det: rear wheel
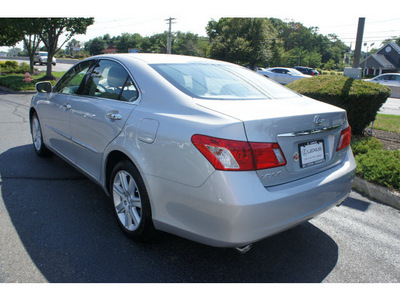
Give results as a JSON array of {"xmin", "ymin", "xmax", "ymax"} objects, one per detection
[{"xmin": 110, "ymin": 161, "xmax": 155, "ymax": 241}]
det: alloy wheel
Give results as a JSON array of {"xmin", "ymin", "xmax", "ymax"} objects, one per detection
[{"xmin": 112, "ymin": 170, "xmax": 142, "ymax": 231}]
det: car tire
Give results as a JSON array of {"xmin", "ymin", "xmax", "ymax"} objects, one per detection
[
  {"xmin": 30, "ymin": 112, "xmax": 51, "ymax": 157},
  {"xmin": 110, "ymin": 160, "xmax": 155, "ymax": 241}
]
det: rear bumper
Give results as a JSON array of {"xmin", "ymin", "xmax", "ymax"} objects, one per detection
[{"xmin": 150, "ymin": 148, "xmax": 356, "ymax": 247}]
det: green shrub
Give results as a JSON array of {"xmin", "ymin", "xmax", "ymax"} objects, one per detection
[
  {"xmin": 4, "ymin": 60, "xmax": 18, "ymax": 69},
  {"xmin": 351, "ymin": 136, "xmax": 382, "ymax": 155},
  {"xmin": 287, "ymin": 75, "xmax": 392, "ymax": 135},
  {"xmin": 355, "ymin": 149, "xmax": 400, "ymax": 190},
  {"xmin": 0, "ymin": 60, "xmax": 29, "ymax": 74},
  {"xmin": 18, "ymin": 62, "xmax": 30, "ymax": 73},
  {"xmin": 351, "ymin": 136, "xmax": 400, "ymax": 190}
]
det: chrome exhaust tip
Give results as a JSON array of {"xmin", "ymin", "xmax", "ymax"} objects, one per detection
[
  {"xmin": 235, "ymin": 244, "xmax": 252, "ymax": 254},
  {"xmin": 336, "ymin": 199, "xmax": 346, "ymax": 207}
]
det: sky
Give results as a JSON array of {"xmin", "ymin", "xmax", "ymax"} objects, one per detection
[{"xmin": 1, "ymin": 0, "xmax": 400, "ymax": 52}]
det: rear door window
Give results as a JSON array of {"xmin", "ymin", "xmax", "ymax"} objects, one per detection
[{"xmin": 82, "ymin": 60, "xmax": 138, "ymax": 102}]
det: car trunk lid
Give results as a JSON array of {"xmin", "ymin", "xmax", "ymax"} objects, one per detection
[{"xmin": 195, "ymin": 96, "xmax": 349, "ymax": 187}]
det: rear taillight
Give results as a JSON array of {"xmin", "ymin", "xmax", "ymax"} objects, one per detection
[
  {"xmin": 336, "ymin": 126, "xmax": 351, "ymax": 151},
  {"xmin": 191, "ymin": 134, "xmax": 286, "ymax": 171}
]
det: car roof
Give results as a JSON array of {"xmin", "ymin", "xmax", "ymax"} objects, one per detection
[
  {"xmin": 375, "ymin": 73, "xmax": 400, "ymax": 76},
  {"xmin": 90, "ymin": 53, "xmax": 225, "ymax": 65},
  {"xmin": 269, "ymin": 67, "xmax": 297, "ymax": 71}
]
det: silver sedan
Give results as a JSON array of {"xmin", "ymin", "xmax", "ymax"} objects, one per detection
[
  {"xmin": 366, "ymin": 73, "xmax": 400, "ymax": 86},
  {"xmin": 30, "ymin": 54, "xmax": 356, "ymax": 249},
  {"xmin": 257, "ymin": 67, "xmax": 312, "ymax": 85}
]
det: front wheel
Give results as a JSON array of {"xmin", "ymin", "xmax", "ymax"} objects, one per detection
[
  {"xmin": 110, "ymin": 161, "xmax": 155, "ymax": 241},
  {"xmin": 31, "ymin": 113, "xmax": 51, "ymax": 157}
]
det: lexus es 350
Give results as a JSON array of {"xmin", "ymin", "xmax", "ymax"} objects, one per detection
[{"xmin": 30, "ymin": 54, "xmax": 356, "ymax": 249}]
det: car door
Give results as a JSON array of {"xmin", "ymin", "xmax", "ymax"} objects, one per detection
[
  {"xmin": 388, "ymin": 74, "xmax": 400, "ymax": 86},
  {"xmin": 39, "ymin": 60, "xmax": 95, "ymax": 162},
  {"xmin": 394, "ymin": 75, "xmax": 400, "ymax": 86},
  {"xmin": 267, "ymin": 69, "xmax": 280, "ymax": 83},
  {"xmin": 68, "ymin": 59, "xmax": 139, "ymax": 181},
  {"xmin": 271, "ymin": 69, "xmax": 287, "ymax": 84},
  {"xmin": 375, "ymin": 75, "xmax": 389, "ymax": 84},
  {"xmin": 280, "ymin": 69, "xmax": 292, "ymax": 84}
]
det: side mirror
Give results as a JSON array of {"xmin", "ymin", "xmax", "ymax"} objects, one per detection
[{"xmin": 35, "ymin": 81, "xmax": 52, "ymax": 93}]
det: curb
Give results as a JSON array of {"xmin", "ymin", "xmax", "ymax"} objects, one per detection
[
  {"xmin": 0, "ymin": 85, "xmax": 36, "ymax": 94},
  {"xmin": 352, "ymin": 176, "xmax": 400, "ymax": 210}
]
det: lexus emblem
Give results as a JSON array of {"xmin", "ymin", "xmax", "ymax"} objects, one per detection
[{"xmin": 313, "ymin": 115, "xmax": 324, "ymax": 126}]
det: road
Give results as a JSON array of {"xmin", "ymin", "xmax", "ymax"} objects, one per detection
[
  {"xmin": 379, "ymin": 97, "xmax": 400, "ymax": 115},
  {"xmin": 0, "ymin": 92, "xmax": 399, "ymax": 283},
  {"xmin": 0, "ymin": 56, "xmax": 77, "ymax": 72}
]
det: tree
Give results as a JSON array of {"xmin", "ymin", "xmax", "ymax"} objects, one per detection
[
  {"xmin": 140, "ymin": 33, "xmax": 168, "ymax": 53},
  {"xmin": 66, "ymin": 39, "xmax": 81, "ymax": 56},
  {"xmin": 0, "ymin": 18, "xmax": 22, "ymax": 46},
  {"xmin": 37, "ymin": 18, "xmax": 94, "ymax": 80},
  {"xmin": 114, "ymin": 33, "xmax": 143, "ymax": 53},
  {"xmin": 207, "ymin": 18, "xmax": 277, "ymax": 69},
  {"xmin": 267, "ymin": 18, "xmax": 348, "ymax": 70},
  {"xmin": 85, "ymin": 37, "xmax": 107, "ymax": 56},
  {"xmin": 382, "ymin": 36, "xmax": 400, "ymax": 47},
  {"xmin": 173, "ymin": 32, "xmax": 207, "ymax": 57},
  {"xmin": 0, "ymin": 18, "xmax": 42, "ymax": 73}
]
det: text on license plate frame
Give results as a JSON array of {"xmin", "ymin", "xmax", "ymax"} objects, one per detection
[{"xmin": 299, "ymin": 140, "xmax": 326, "ymax": 168}]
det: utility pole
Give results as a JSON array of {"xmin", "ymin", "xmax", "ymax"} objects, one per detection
[
  {"xmin": 344, "ymin": 18, "xmax": 365, "ymax": 79},
  {"xmin": 352, "ymin": 17, "xmax": 365, "ymax": 68},
  {"xmin": 165, "ymin": 17, "xmax": 176, "ymax": 54}
]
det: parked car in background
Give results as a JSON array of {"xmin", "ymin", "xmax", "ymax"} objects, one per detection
[
  {"xmin": 294, "ymin": 66, "xmax": 320, "ymax": 76},
  {"xmin": 34, "ymin": 51, "xmax": 56, "ymax": 66},
  {"xmin": 365, "ymin": 73, "xmax": 400, "ymax": 86},
  {"xmin": 257, "ymin": 67, "xmax": 311, "ymax": 85},
  {"xmin": 30, "ymin": 54, "xmax": 356, "ymax": 250}
]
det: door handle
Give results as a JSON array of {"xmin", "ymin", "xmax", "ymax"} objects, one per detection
[{"xmin": 106, "ymin": 112, "xmax": 122, "ymax": 120}]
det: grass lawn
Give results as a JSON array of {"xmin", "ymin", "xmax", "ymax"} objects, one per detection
[
  {"xmin": 373, "ymin": 114, "xmax": 400, "ymax": 133},
  {"xmin": 0, "ymin": 72, "xmax": 65, "ymax": 91}
]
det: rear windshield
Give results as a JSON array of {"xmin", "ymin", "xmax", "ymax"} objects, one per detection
[{"xmin": 151, "ymin": 63, "xmax": 299, "ymax": 100}]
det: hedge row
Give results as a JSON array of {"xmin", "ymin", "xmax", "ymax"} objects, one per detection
[{"xmin": 287, "ymin": 75, "xmax": 392, "ymax": 135}]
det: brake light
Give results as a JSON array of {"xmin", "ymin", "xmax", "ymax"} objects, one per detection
[
  {"xmin": 336, "ymin": 126, "xmax": 351, "ymax": 151},
  {"xmin": 191, "ymin": 134, "xmax": 286, "ymax": 171}
]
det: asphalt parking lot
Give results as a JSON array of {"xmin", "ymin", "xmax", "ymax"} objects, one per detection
[{"xmin": 0, "ymin": 92, "xmax": 399, "ymax": 283}]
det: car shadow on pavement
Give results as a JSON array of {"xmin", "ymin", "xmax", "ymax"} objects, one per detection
[
  {"xmin": 0, "ymin": 145, "xmax": 339, "ymax": 283},
  {"xmin": 341, "ymin": 196, "xmax": 371, "ymax": 212}
]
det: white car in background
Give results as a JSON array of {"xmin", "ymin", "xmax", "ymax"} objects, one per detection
[
  {"xmin": 258, "ymin": 67, "xmax": 311, "ymax": 85},
  {"xmin": 365, "ymin": 73, "xmax": 400, "ymax": 86},
  {"xmin": 34, "ymin": 51, "xmax": 56, "ymax": 66}
]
